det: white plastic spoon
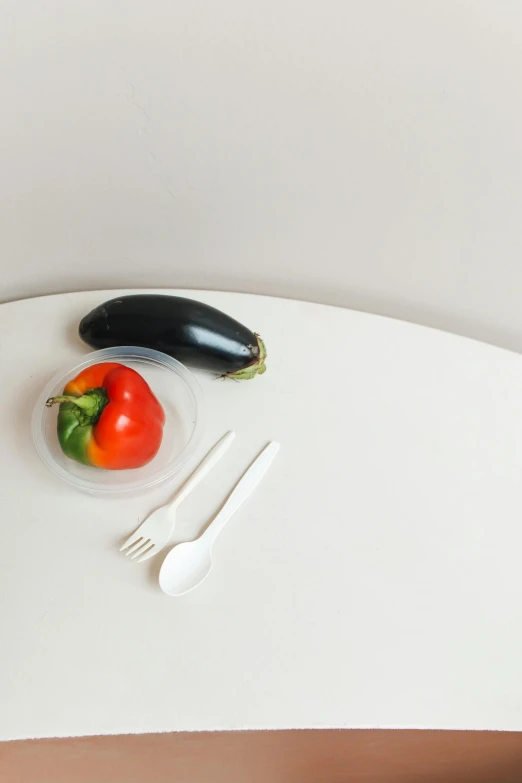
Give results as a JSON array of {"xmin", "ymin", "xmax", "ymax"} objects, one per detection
[{"xmin": 159, "ymin": 441, "xmax": 280, "ymax": 596}]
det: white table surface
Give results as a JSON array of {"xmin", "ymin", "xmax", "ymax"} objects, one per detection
[{"xmin": 2, "ymin": 289, "xmax": 522, "ymax": 740}]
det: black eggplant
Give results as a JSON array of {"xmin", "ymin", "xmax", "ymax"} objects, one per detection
[{"xmin": 79, "ymin": 295, "xmax": 267, "ymax": 379}]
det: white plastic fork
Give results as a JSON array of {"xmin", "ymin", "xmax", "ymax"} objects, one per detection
[{"xmin": 120, "ymin": 431, "xmax": 235, "ymax": 562}]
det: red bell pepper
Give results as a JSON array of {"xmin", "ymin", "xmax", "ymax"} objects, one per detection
[{"xmin": 46, "ymin": 362, "xmax": 165, "ymax": 469}]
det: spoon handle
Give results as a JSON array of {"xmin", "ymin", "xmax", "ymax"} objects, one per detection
[{"xmin": 202, "ymin": 441, "xmax": 280, "ymax": 547}]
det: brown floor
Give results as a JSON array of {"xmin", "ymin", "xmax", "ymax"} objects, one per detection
[{"xmin": 2, "ymin": 729, "xmax": 522, "ymax": 783}]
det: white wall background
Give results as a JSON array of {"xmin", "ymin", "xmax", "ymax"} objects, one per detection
[{"xmin": 2, "ymin": 1, "xmax": 522, "ymax": 350}]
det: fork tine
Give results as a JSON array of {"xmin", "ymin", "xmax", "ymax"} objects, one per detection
[
  {"xmin": 125, "ymin": 538, "xmax": 148, "ymax": 557},
  {"xmin": 127, "ymin": 539, "xmax": 151, "ymax": 558},
  {"xmin": 135, "ymin": 544, "xmax": 158, "ymax": 563},
  {"xmin": 120, "ymin": 532, "xmax": 142, "ymax": 552}
]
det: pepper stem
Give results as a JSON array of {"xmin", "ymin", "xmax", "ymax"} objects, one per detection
[{"xmin": 46, "ymin": 387, "xmax": 108, "ymax": 424}]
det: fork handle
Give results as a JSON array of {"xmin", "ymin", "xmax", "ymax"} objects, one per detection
[{"xmin": 169, "ymin": 431, "xmax": 235, "ymax": 509}]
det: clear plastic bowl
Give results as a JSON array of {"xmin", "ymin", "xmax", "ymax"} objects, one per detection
[{"xmin": 32, "ymin": 346, "xmax": 203, "ymax": 495}]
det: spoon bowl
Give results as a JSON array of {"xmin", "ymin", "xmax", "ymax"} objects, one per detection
[{"xmin": 159, "ymin": 539, "xmax": 213, "ymax": 596}]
